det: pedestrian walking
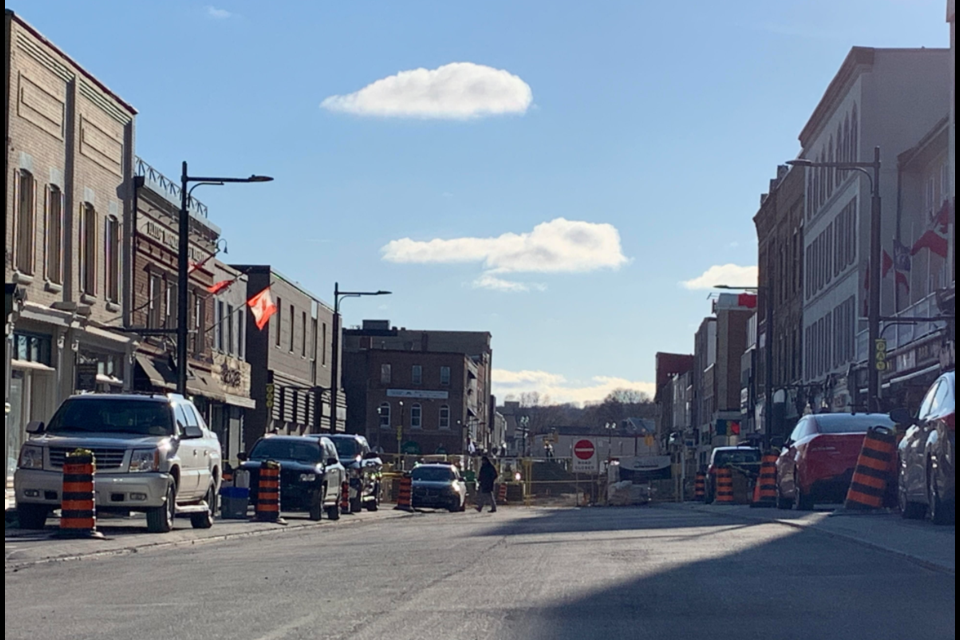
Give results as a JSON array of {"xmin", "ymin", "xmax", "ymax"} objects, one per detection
[{"xmin": 476, "ymin": 456, "xmax": 498, "ymax": 513}]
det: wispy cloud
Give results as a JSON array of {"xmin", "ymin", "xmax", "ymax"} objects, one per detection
[
  {"xmin": 205, "ymin": 6, "xmax": 233, "ymax": 19},
  {"xmin": 382, "ymin": 218, "xmax": 629, "ymax": 292},
  {"xmin": 494, "ymin": 369, "xmax": 656, "ymax": 406},
  {"xmin": 681, "ymin": 264, "xmax": 757, "ymax": 290},
  {"xmin": 321, "ymin": 62, "xmax": 533, "ymax": 120}
]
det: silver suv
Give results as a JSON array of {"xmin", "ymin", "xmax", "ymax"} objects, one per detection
[{"xmin": 15, "ymin": 392, "xmax": 222, "ymax": 533}]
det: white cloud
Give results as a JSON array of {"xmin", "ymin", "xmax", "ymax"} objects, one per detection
[
  {"xmin": 493, "ymin": 369, "xmax": 656, "ymax": 406},
  {"xmin": 206, "ymin": 6, "xmax": 232, "ymax": 19},
  {"xmin": 383, "ymin": 218, "xmax": 629, "ymax": 292},
  {"xmin": 681, "ymin": 264, "xmax": 757, "ymax": 290},
  {"xmin": 320, "ymin": 62, "xmax": 533, "ymax": 120}
]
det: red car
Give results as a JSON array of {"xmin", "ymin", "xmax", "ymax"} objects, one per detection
[{"xmin": 775, "ymin": 412, "xmax": 896, "ymax": 510}]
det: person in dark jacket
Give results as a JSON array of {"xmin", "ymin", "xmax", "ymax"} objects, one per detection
[{"xmin": 476, "ymin": 456, "xmax": 498, "ymax": 513}]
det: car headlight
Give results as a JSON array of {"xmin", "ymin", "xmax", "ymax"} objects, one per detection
[
  {"xmin": 19, "ymin": 445, "xmax": 44, "ymax": 470},
  {"xmin": 299, "ymin": 473, "xmax": 317, "ymax": 483},
  {"xmin": 129, "ymin": 449, "xmax": 160, "ymax": 473}
]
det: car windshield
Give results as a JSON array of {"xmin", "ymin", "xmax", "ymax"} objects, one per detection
[
  {"xmin": 714, "ymin": 450, "xmax": 761, "ymax": 466},
  {"xmin": 330, "ymin": 438, "xmax": 360, "ymax": 460},
  {"xmin": 45, "ymin": 399, "xmax": 174, "ymax": 436},
  {"xmin": 815, "ymin": 414, "xmax": 896, "ymax": 434},
  {"xmin": 249, "ymin": 439, "xmax": 322, "ymax": 463},
  {"xmin": 412, "ymin": 467, "xmax": 457, "ymax": 482}
]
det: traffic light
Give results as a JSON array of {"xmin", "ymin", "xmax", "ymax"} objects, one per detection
[{"xmin": 875, "ymin": 339, "xmax": 888, "ymax": 371}]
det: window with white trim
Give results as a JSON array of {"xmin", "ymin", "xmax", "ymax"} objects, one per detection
[{"xmin": 410, "ymin": 403, "xmax": 422, "ymax": 429}]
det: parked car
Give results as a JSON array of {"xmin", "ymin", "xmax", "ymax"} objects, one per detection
[
  {"xmin": 15, "ymin": 393, "xmax": 222, "ymax": 533},
  {"xmin": 774, "ymin": 412, "xmax": 896, "ymax": 511},
  {"xmin": 327, "ymin": 434, "xmax": 382, "ymax": 513},
  {"xmin": 239, "ymin": 436, "xmax": 346, "ymax": 521},
  {"xmin": 411, "ymin": 463, "xmax": 467, "ymax": 512},
  {"xmin": 896, "ymin": 371, "xmax": 955, "ymax": 525},
  {"xmin": 703, "ymin": 446, "xmax": 761, "ymax": 504}
]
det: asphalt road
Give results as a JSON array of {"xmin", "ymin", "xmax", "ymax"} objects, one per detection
[{"xmin": 5, "ymin": 506, "xmax": 955, "ymax": 640}]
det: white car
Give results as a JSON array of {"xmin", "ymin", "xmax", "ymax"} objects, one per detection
[{"xmin": 15, "ymin": 392, "xmax": 222, "ymax": 533}]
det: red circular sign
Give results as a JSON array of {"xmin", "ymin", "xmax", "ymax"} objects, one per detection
[{"xmin": 574, "ymin": 440, "xmax": 595, "ymax": 460}]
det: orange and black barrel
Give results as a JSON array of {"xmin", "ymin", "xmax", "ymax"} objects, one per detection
[
  {"xmin": 751, "ymin": 453, "xmax": 779, "ymax": 508},
  {"xmin": 498, "ymin": 483, "xmax": 508, "ymax": 505},
  {"xmin": 845, "ymin": 426, "xmax": 897, "ymax": 511},
  {"xmin": 255, "ymin": 460, "xmax": 282, "ymax": 522},
  {"xmin": 340, "ymin": 482, "xmax": 351, "ymax": 513},
  {"xmin": 59, "ymin": 449, "xmax": 103, "ymax": 538},
  {"xmin": 694, "ymin": 472, "xmax": 706, "ymax": 501},
  {"xmin": 395, "ymin": 474, "xmax": 413, "ymax": 512},
  {"xmin": 715, "ymin": 468, "xmax": 735, "ymax": 504}
]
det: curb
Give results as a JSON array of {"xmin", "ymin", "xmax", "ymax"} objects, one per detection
[
  {"xmin": 662, "ymin": 503, "xmax": 955, "ymax": 576},
  {"xmin": 5, "ymin": 510, "xmax": 414, "ymax": 572}
]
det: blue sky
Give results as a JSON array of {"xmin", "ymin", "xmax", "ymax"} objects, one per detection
[{"xmin": 13, "ymin": 1, "xmax": 950, "ymax": 404}]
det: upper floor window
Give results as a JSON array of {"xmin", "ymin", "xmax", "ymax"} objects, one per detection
[
  {"xmin": 275, "ymin": 297, "xmax": 282, "ymax": 347},
  {"xmin": 166, "ymin": 280, "xmax": 178, "ymax": 328},
  {"xmin": 216, "ymin": 301, "xmax": 225, "ymax": 351},
  {"xmin": 289, "ymin": 304, "xmax": 295, "ymax": 352},
  {"xmin": 439, "ymin": 405, "xmax": 451, "ymax": 430},
  {"xmin": 321, "ymin": 322, "xmax": 327, "ymax": 365},
  {"xmin": 105, "ymin": 215, "xmax": 120, "ymax": 303},
  {"xmin": 193, "ymin": 292, "xmax": 205, "ymax": 355},
  {"xmin": 15, "ymin": 170, "xmax": 36, "ymax": 275},
  {"xmin": 45, "ymin": 185, "xmax": 64, "ymax": 284},
  {"xmin": 410, "ymin": 403, "xmax": 422, "ymax": 429},
  {"xmin": 301, "ymin": 311, "xmax": 308, "ymax": 357},
  {"xmin": 227, "ymin": 303, "xmax": 236, "ymax": 356},
  {"xmin": 412, "ymin": 365, "xmax": 423, "ymax": 386},
  {"xmin": 440, "ymin": 366, "xmax": 451, "ymax": 386},
  {"xmin": 80, "ymin": 203, "xmax": 97, "ymax": 295},
  {"xmin": 378, "ymin": 403, "xmax": 391, "ymax": 429},
  {"xmin": 381, "ymin": 364, "xmax": 392, "ymax": 385},
  {"xmin": 148, "ymin": 273, "xmax": 163, "ymax": 329}
]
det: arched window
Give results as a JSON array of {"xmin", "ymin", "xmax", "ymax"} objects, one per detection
[
  {"xmin": 378, "ymin": 403, "xmax": 390, "ymax": 429},
  {"xmin": 45, "ymin": 185, "xmax": 64, "ymax": 284},
  {"xmin": 439, "ymin": 405, "xmax": 451, "ymax": 430},
  {"xmin": 15, "ymin": 170, "xmax": 36, "ymax": 275},
  {"xmin": 80, "ymin": 202, "xmax": 98, "ymax": 295},
  {"xmin": 410, "ymin": 403, "xmax": 422, "ymax": 429}
]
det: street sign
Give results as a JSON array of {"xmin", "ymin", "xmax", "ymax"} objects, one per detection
[{"xmin": 572, "ymin": 439, "xmax": 598, "ymax": 474}]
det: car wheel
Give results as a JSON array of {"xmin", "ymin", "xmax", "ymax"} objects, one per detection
[
  {"xmin": 309, "ymin": 489, "xmax": 324, "ymax": 521},
  {"xmin": 326, "ymin": 497, "xmax": 341, "ymax": 521},
  {"xmin": 190, "ymin": 485, "xmax": 216, "ymax": 529},
  {"xmin": 365, "ymin": 486, "xmax": 380, "ymax": 512},
  {"xmin": 776, "ymin": 482, "xmax": 791, "ymax": 510},
  {"xmin": 928, "ymin": 460, "xmax": 955, "ymax": 525},
  {"xmin": 350, "ymin": 495, "xmax": 363, "ymax": 513},
  {"xmin": 17, "ymin": 504, "xmax": 50, "ymax": 530},
  {"xmin": 898, "ymin": 471, "xmax": 926, "ymax": 520},
  {"xmin": 793, "ymin": 476, "xmax": 813, "ymax": 511},
  {"xmin": 147, "ymin": 483, "xmax": 176, "ymax": 533}
]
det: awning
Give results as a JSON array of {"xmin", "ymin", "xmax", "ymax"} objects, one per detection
[
  {"xmin": 134, "ymin": 354, "xmax": 226, "ymax": 402},
  {"xmin": 884, "ymin": 363, "xmax": 941, "ymax": 389},
  {"xmin": 223, "ymin": 393, "xmax": 256, "ymax": 410}
]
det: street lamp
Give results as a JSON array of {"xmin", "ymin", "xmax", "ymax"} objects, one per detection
[
  {"xmin": 716, "ymin": 284, "xmax": 774, "ymax": 445},
  {"xmin": 788, "ymin": 147, "xmax": 883, "ymax": 412},
  {"xmin": 177, "ymin": 162, "xmax": 272, "ymax": 395},
  {"xmin": 330, "ymin": 283, "xmax": 391, "ymax": 434}
]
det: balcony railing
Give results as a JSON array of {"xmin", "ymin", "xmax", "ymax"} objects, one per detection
[
  {"xmin": 857, "ymin": 292, "xmax": 949, "ymax": 362},
  {"xmin": 135, "ymin": 157, "xmax": 208, "ymax": 219}
]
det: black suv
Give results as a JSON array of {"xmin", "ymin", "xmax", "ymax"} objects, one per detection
[
  {"xmin": 327, "ymin": 435, "xmax": 383, "ymax": 513},
  {"xmin": 239, "ymin": 436, "xmax": 346, "ymax": 520}
]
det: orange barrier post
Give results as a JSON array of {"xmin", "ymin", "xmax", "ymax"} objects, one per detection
[
  {"xmin": 845, "ymin": 426, "xmax": 897, "ymax": 511},
  {"xmin": 394, "ymin": 474, "xmax": 413, "ymax": 512},
  {"xmin": 715, "ymin": 468, "xmax": 734, "ymax": 504},
  {"xmin": 498, "ymin": 483, "xmax": 508, "ymax": 505},
  {"xmin": 694, "ymin": 472, "xmax": 706, "ymax": 502},
  {"xmin": 340, "ymin": 482, "xmax": 351, "ymax": 513},
  {"xmin": 59, "ymin": 449, "xmax": 103, "ymax": 539},
  {"xmin": 751, "ymin": 453, "xmax": 778, "ymax": 508},
  {"xmin": 255, "ymin": 460, "xmax": 283, "ymax": 523}
]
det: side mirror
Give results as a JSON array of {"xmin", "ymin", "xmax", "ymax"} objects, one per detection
[
  {"xmin": 769, "ymin": 437, "xmax": 785, "ymax": 451},
  {"xmin": 26, "ymin": 421, "xmax": 44, "ymax": 434},
  {"xmin": 237, "ymin": 451, "xmax": 248, "ymax": 462},
  {"xmin": 327, "ymin": 457, "xmax": 340, "ymax": 467},
  {"xmin": 889, "ymin": 408, "xmax": 913, "ymax": 426},
  {"xmin": 183, "ymin": 424, "xmax": 204, "ymax": 439}
]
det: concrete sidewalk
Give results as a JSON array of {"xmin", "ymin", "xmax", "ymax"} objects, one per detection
[
  {"xmin": 5, "ymin": 507, "xmax": 411, "ymax": 570},
  {"xmin": 663, "ymin": 502, "xmax": 955, "ymax": 574}
]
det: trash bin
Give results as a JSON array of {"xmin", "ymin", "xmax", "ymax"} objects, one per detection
[{"xmin": 220, "ymin": 487, "xmax": 249, "ymax": 519}]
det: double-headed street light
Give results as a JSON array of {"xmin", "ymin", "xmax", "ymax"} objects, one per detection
[
  {"xmin": 330, "ymin": 283, "xmax": 391, "ymax": 433},
  {"xmin": 177, "ymin": 162, "xmax": 272, "ymax": 395},
  {"xmin": 716, "ymin": 284, "xmax": 773, "ymax": 445},
  {"xmin": 788, "ymin": 147, "xmax": 882, "ymax": 412}
]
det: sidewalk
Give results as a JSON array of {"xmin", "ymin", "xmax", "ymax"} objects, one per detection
[
  {"xmin": 664, "ymin": 502, "xmax": 955, "ymax": 574},
  {"xmin": 5, "ymin": 508, "xmax": 410, "ymax": 570}
]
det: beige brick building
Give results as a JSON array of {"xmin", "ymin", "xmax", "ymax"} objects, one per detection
[{"xmin": 5, "ymin": 10, "xmax": 137, "ymax": 496}]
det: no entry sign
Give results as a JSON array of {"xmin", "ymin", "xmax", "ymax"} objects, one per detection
[{"xmin": 572, "ymin": 438, "xmax": 599, "ymax": 474}]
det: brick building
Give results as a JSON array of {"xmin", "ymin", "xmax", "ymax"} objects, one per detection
[
  {"xmin": 232, "ymin": 266, "xmax": 338, "ymax": 450},
  {"xmin": 342, "ymin": 320, "xmax": 493, "ymax": 454},
  {"xmin": 753, "ymin": 163, "xmax": 806, "ymax": 437},
  {"xmin": 653, "ymin": 352, "xmax": 694, "ymax": 447},
  {"xmin": 5, "ymin": 10, "xmax": 137, "ymax": 493}
]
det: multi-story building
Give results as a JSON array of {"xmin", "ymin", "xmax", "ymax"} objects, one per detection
[
  {"xmin": 5, "ymin": 10, "xmax": 137, "ymax": 494},
  {"xmin": 797, "ymin": 47, "xmax": 951, "ymax": 411},
  {"xmin": 693, "ymin": 317, "xmax": 717, "ymax": 466},
  {"xmin": 753, "ymin": 164, "xmax": 806, "ymax": 435},
  {"xmin": 945, "ymin": 0, "xmax": 956, "ymax": 367},
  {"xmin": 342, "ymin": 320, "xmax": 493, "ymax": 453},
  {"xmin": 654, "ymin": 352, "xmax": 694, "ymax": 447},
  {"xmin": 232, "ymin": 266, "xmax": 338, "ymax": 450}
]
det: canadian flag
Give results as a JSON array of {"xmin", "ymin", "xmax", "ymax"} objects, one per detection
[
  {"xmin": 911, "ymin": 200, "xmax": 952, "ymax": 259},
  {"xmin": 207, "ymin": 279, "xmax": 236, "ymax": 295},
  {"xmin": 247, "ymin": 286, "xmax": 277, "ymax": 330}
]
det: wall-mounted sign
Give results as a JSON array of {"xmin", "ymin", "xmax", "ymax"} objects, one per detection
[
  {"xmin": 386, "ymin": 389, "xmax": 449, "ymax": 400},
  {"xmin": 76, "ymin": 363, "xmax": 99, "ymax": 392}
]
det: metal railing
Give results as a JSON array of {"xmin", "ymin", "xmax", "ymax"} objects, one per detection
[{"xmin": 135, "ymin": 157, "xmax": 208, "ymax": 218}]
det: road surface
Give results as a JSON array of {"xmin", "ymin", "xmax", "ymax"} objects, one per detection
[{"xmin": 5, "ymin": 506, "xmax": 955, "ymax": 640}]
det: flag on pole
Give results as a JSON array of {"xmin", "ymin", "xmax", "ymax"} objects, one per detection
[
  {"xmin": 911, "ymin": 200, "xmax": 951, "ymax": 258},
  {"xmin": 247, "ymin": 286, "xmax": 277, "ymax": 330},
  {"xmin": 207, "ymin": 279, "xmax": 236, "ymax": 295}
]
